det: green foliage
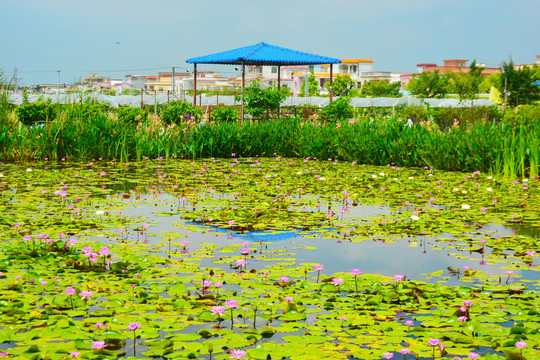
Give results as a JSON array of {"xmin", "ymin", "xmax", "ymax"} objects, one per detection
[
  {"xmin": 321, "ymin": 97, "xmax": 355, "ymax": 122},
  {"xmin": 431, "ymin": 106, "xmax": 501, "ymax": 131},
  {"xmin": 449, "ymin": 60, "xmax": 484, "ymax": 100},
  {"xmin": 16, "ymin": 100, "xmax": 57, "ymax": 126},
  {"xmin": 360, "ymin": 80, "xmax": 402, "ymax": 98},
  {"xmin": 498, "ymin": 58, "xmax": 540, "ymax": 106},
  {"xmin": 501, "ymin": 104, "xmax": 540, "ymax": 129},
  {"xmin": 479, "ymin": 72, "xmax": 501, "ymax": 93},
  {"xmin": 299, "ymin": 73, "xmax": 320, "ymax": 97},
  {"xmin": 243, "ymin": 80, "xmax": 287, "ymax": 119},
  {"xmin": 398, "ymin": 105, "xmax": 429, "ymax": 123},
  {"xmin": 407, "ymin": 70, "xmax": 451, "ymax": 98},
  {"xmin": 161, "ymin": 101, "xmax": 203, "ymax": 125},
  {"xmin": 325, "ymin": 74, "xmax": 357, "ymax": 97},
  {"xmin": 0, "ymin": 70, "xmax": 14, "ymax": 122},
  {"xmin": 210, "ymin": 106, "xmax": 239, "ymax": 123},
  {"xmin": 117, "ymin": 106, "xmax": 148, "ymax": 125}
]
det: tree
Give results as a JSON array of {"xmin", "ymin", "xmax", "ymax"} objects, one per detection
[
  {"xmin": 243, "ymin": 80, "xmax": 287, "ymax": 118},
  {"xmin": 479, "ymin": 72, "xmax": 501, "ymax": 93},
  {"xmin": 360, "ymin": 80, "xmax": 401, "ymax": 98},
  {"xmin": 324, "ymin": 73, "xmax": 358, "ymax": 97},
  {"xmin": 498, "ymin": 58, "xmax": 540, "ymax": 106},
  {"xmin": 299, "ymin": 73, "xmax": 320, "ymax": 96},
  {"xmin": 407, "ymin": 70, "xmax": 451, "ymax": 98},
  {"xmin": 450, "ymin": 60, "xmax": 484, "ymax": 100}
]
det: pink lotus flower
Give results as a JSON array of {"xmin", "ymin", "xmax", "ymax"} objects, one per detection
[
  {"xmin": 235, "ymin": 259, "xmax": 247, "ymax": 266},
  {"xmin": 382, "ymin": 352, "xmax": 394, "ymax": 359},
  {"xmin": 351, "ymin": 269, "xmax": 361, "ymax": 276},
  {"xmin": 80, "ymin": 290, "xmax": 94, "ymax": 300},
  {"xmin": 428, "ymin": 338, "xmax": 440, "ymax": 346},
  {"xmin": 280, "ymin": 276, "xmax": 289, "ymax": 283},
  {"xmin": 394, "ymin": 275, "xmax": 405, "ymax": 281},
  {"xmin": 332, "ymin": 278, "xmax": 344, "ymax": 286},
  {"xmin": 399, "ymin": 349, "xmax": 410, "ymax": 355},
  {"xmin": 128, "ymin": 322, "xmax": 141, "ymax": 330},
  {"xmin": 229, "ymin": 349, "xmax": 247, "ymax": 359},
  {"xmin": 315, "ymin": 264, "xmax": 324, "ymax": 271},
  {"xmin": 225, "ymin": 299, "xmax": 238, "ymax": 308},
  {"xmin": 69, "ymin": 351, "xmax": 80, "ymax": 358},
  {"xmin": 515, "ymin": 340, "xmax": 527, "ymax": 349},
  {"xmin": 463, "ymin": 300, "xmax": 473, "ymax": 308},
  {"xmin": 284, "ymin": 296, "xmax": 294, "ymax": 303},
  {"xmin": 210, "ymin": 305, "xmax": 226, "ymax": 316},
  {"xmin": 65, "ymin": 286, "xmax": 76, "ymax": 295},
  {"xmin": 467, "ymin": 352, "xmax": 479, "ymax": 359},
  {"xmin": 92, "ymin": 340, "xmax": 107, "ymax": 349}
]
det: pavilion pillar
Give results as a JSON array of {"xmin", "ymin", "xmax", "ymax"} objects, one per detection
[
  {"xmin": 329, "ymin": 64, "xmax": 333, "ymax": 103},
  {"xmin": 277, "ymin": 65, "xmax": 281, "ymax": 117},
  {"xmin": 193, "ymin": 64, "xmax": 197, "ymax": 107},
  {"xmin": 241, "ymin": 62, "xmax": 245, "ymax": 122}
]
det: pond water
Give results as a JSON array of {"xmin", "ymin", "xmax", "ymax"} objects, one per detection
[
  {"xmin": 108, "ymin": 192, "xmax": 540, "ymax": 290},
  {"xmin": 0, "ymin": 158, "xmax": 539, "ymax": 360}
]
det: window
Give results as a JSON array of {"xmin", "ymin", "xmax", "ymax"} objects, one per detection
[
  {"xmin": 351, "ymin": 66, "xmax": 357, "ymax": 73},
  {"xmin": 271, "ymin": 66, "xmax": 278, "ymax": 74}
]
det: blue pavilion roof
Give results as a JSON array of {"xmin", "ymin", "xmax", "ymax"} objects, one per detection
[{"xmin": 186, "ymin": 42, "xmax": 341, "ymax": 66}]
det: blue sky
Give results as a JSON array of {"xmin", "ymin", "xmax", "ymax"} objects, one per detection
[{"xmin": 1, "ymin": 0, "xmax": 538, "ymax": 86}]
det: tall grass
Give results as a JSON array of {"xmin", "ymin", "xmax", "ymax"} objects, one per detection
[{"xmin": 0, "ymin": 103, "xmax": 539, "ymax": 179}]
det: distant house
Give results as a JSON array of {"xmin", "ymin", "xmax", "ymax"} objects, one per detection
[
  {"xmin": 514, "ymin": 55, "xmax": 540, "ymax": 70},
  {"xmin": 289, "ymin": 59, "xmax": 402, "ymax": 95},
  {"xmin": 125, "ymin": 75, "xmax": 148, "ymax": 91},
  {"xmin": 416, "ymin": 59, "xmax": 500, "ymax": 75},
  {"xmin": 181, "ymin": 71, "xmax": 231, "ymax": 92},
  {"xmin": 143, "ymin": 72, "xmax": 192, "ymax": 93},
  {"xmin": 84, "ymin": 73, "xmax": 112, "ymax": 84}
]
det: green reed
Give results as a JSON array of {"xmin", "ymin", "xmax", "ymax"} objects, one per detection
[{"xmin": 1, "ymin": 106, "xmax": 538, "ymax": 179}]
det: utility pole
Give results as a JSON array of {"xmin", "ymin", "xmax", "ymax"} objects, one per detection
[
  {"xmin": 171, "ymin": 66, "xmax": 175, "ymax": 95},
  {"xmin": 57, "ymin": 70, "xmax": 61, "ymax": 100}
]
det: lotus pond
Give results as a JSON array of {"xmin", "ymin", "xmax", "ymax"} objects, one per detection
[{"xmin": 0, "ymin": 156, "xmax": 538, "ymax": 360}]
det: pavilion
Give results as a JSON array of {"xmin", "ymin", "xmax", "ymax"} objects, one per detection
[{"xmin": 186, "ymin": 42, "xmax": 341, "ymax": 120}]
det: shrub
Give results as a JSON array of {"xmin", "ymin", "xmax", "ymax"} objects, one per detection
[
  {"xmin": 398, "ymin": 106, "xmax": 429, "ymax": 123},
  {"xmin": 321, "ymin": 97, "xmax": 355, "ymax": 123},
  {"xmin": 16, "ymin": 101, "xmax": 57, "ymax": 126},
  {"xmin": 501, "ymin": 104, "xmax": 540, "ymax": 129},
  {"xmin": 117, "ymin": 106, "xmax": 148, "ymax": 125},
  {"xmin": 431, "ymin": 106, "xmax": 501, "ymax": 131},
  {"xmin": 161, "ymin": 101, "xmax": 203, "ymax": 125},
  {"xmin": 210, "ymin": 106, "xmax": 239, "ymax": 123}
]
